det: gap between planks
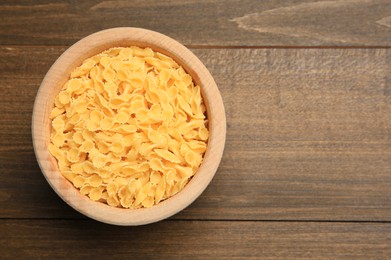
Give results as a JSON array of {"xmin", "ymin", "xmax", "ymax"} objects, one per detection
[
  {"xmin": 2, "ymin": 218, "xmax": 391, "ymax": 224},
  {"xmin": 1, "ymin": 44, "xmax": 391, "ymax": 49}
]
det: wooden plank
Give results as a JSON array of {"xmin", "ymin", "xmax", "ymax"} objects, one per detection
[
  {"xmin": 1, "ymin": 220, "xmax": 391, "ymax": 258},
  {"xmin": 1, "ymin": 0, "xmax": 391, "ymax": 46},
  {"xmin": 1, "ymin": 47, "xmax": 391, "ymax": 221}
]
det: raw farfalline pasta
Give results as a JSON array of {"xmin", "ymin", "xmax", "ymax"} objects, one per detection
[{"xmin": 49, "ymin": 46, "xmax": 209, "ymax": 209}]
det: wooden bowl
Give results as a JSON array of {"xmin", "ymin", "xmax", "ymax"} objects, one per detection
[{"xmin": 32, "ymin": 27, "xmax": 226, "ymax": 225}]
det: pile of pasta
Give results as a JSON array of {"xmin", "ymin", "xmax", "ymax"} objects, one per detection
[{"xmin": 49, "ymin": 46, "xmax": 209, "ymax": 209}]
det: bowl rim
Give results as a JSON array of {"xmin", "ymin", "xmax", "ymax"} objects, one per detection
[{"xmin": 32, "ymin": 27, "xmax": 226, "ymax": 225}]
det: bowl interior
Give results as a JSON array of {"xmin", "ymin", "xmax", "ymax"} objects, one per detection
[{"xmin": 32, "ymin": 27, "xmax": 226, "ymax": 225}]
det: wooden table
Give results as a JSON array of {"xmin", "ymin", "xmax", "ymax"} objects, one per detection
[{"xmin": 1, "ymin": 1, "xmax": 391, "ymax": 258}]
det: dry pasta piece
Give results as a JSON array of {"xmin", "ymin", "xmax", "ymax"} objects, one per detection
[
  {"xmin": 80, "ymin": 185, "xmax": 93, "ymax": 196},
  {"xmin": 70, "ymin": 163, "xmax": 84, "ymax": 174},
  {"xmin": 114, "ymin": 109, "xmax": 130, "ymax": 124},
  {"xmin": 66, "ymin": 148, "xmax": 80, "ymax": 163},
  {"xmin": 174, "ymin": 165, "xmax": 194, "ymax": 179},
  {"xmin": 131, "ymin": 46, "xmax": 154, "ymax": 57},
  {"xmin": 107, "ymin": 182, "xmax": 119, "ymax": 197},
  {"xmin": 134, "ymin": 183, "xmax": 151, "ymax": 206},
  {"xmin": 50, "ymin": 107, "xmax": 65, "ymax": 119},
  {"xmin": 141, "ymin": 196, "xmax": 154, "ymax": 208},
  {"xmin": 154, "ymin": 176, "xmax": 166, "ymax": 204},
  {"xmin": 88, "ymin": 175, "xmax": 103, "ymax": 188},
  {"xmin": 150, "ymin": 171, "xmax": 162, "ymax": 185},
  {"xmin": 107, "ymin": 195, "xmax": 120, "ymax": 207},
  {"xmin": 49, "ymin": 144, "xmax": 65, "ymax": 161},
  {"xmin": 154, "ymin": 149, "xmax": 181, "ymax": 163},
  {"xmin": 89, "ymin": 187, "xmax": 104, "ymax": 201},
  {"xmin": 52, "ymin": 116, "xmax": 65, "ymax": 131},
  {"xmin": 111, "ymin": 141, "xmax": 124, "ymax": 154},
  {"xmin": 177, "ymin": 94, "xmax": 193, "ymax": 115},
  {"xmin": 49, "ymin": 46, "xmax": 209, "ymax": 209},
  {"xmin": 100, "ymin": 116, "xmax": 114, "ymax": 130},
  {"xmin": 72, "ymin": 131, "xmax": 84, "ymax": 144},
  {"xmin": 80, "ymin": 140, "xmax": 94, "ymax": 153},
  {"xmin": 101, "ymin": 191, "xmax": 109, "ymax": 200},
  {"xmin": 187, "ymin": 140, "xmax": 207, "ymax": 153},
  {"xmin": 72, "ymin": 176, "xmax": 85, "ymax": 188},
  {"xmin": 198, "ymin": 126, "xmax": 209, "ymax": 141},
  {"xmin": 58, "ymin": 91, "xmax": 71, "ymax": 105}
]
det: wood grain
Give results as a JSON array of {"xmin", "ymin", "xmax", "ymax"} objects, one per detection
[
  {"xmin": 2, "ymin": 220, "xmax": 391, "ymax": 258},
  {"xmin": 3, "ymin": 1, "xmax": 391, "ymax": 257},
  {"xmin": 1, "ymin": 0, "xmax": 391, "ymax": 46},
  {"xmin": 1, "ymin": 46, "xmax": 391, "ymax": 221}
]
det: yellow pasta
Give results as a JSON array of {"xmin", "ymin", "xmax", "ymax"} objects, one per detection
[{"xmin": 49, "ymin": 46, "xmax": 208, "ymax": 209}]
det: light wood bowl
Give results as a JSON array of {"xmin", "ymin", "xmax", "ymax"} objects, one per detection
[{"xmin": 32, "ymin": 28, "xmax": 226, "ymax": 225}]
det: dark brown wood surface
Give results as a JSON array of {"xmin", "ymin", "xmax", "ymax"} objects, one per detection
[
  {"xmin": 1, "ymin": 0, "xmax": 391, "ymax": 258},
  {"xmin": 2, "ymin": 220, "xmax": 391, "ymax": 258},
  {"xmin": 1, "ymin": 0, "xmax": 391, "ymax": 46},
  {"xmin": 2, "ymin": 46, "xmax": 391, "ymax": 221}
]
